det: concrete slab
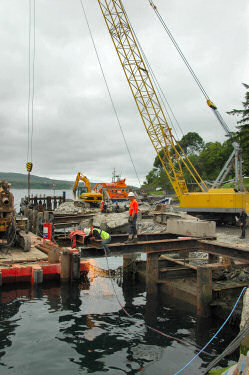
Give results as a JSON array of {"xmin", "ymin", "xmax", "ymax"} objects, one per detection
[{"xmin": 166, "ymin": 219, "xmax": 216, "ymax": 238}]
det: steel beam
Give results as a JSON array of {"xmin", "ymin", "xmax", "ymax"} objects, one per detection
[
  {"xmin": 199, "ymin": 240, "xmax": 249, "ymax": 262},
  {"xmin": 80, "ymin": 238, "xmax": 199, "ymax": 257}
]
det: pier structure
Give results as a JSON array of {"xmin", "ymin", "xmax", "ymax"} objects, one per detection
[{"xmin": 79, "ymin": 234, "xmax": 249, "ymax": 317}]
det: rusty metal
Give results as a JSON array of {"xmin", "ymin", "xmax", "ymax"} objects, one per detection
[
  {"xmin": 199, "ymin": 240, "xmax": 249, "ymax": 262},
  {"xmin": 80, "ymin": 238, "xmax": 199, "ymax": 257}
]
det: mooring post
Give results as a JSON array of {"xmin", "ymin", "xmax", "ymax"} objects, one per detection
[
  {"xmin": 61, "ymin": 249, "xmax": 71, "ymax": 282},
  {"xmin": 146, "ymin": 252, "xmax": 159, "ymax": 295},
  {"xmin": 31, "ymin": 265, "xmax": 43, "ymax": 285},
  {"xmin": 197, "ymin": 265, "xmax": 212, "ymax": 317}
]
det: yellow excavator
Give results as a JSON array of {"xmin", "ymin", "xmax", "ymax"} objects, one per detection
[{"xmin": 73, "ymin": 172, "xmax": 102, "ymax": 205}]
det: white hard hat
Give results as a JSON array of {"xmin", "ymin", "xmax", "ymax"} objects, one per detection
[
  {"xmin": 128, "ymin": 192, "xmax": 135, "ymax": 197},
  {"xmin": 84, "ymin": 228, "xmax": 90, "ymax": 236}
]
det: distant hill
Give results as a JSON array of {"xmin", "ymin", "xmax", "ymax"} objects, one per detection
[
  {"xmin": 0, "ymin": 172, "xmax": 138, "ymax": 191},
  {"xmin": 0, "ymin": 172, "xmax": 73, "ymax": 189}
]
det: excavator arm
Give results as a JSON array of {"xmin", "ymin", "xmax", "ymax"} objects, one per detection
[{"xmin": 73, "ymin": 172, "xmax": 91, "ymax": 199}]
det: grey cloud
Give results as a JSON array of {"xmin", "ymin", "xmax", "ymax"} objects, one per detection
[{"xmin": 0, "ymin": 0, "xmax": 248, "ymax": 186}]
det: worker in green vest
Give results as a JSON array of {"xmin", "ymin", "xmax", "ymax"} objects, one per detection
[{"xmin": 84, "ymin": 227, "xmax": 111, "ymax": 256}]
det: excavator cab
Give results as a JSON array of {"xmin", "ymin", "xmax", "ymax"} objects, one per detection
[{"xmin": 75, "ymin": 186, "xmax": 88, "ymax": 198}]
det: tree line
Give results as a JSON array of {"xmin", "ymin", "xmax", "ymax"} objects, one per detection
[{"xmin": 143, "ymin": 83, "xmax": 249, "ymax": 193}]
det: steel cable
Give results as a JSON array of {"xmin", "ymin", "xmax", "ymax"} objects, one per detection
[
  {"xmin": 79, "ymin": 0, "xmax": 141, "ymax": 187},
  {"xmin": 27, "ymin": 0, "xmax": 36, "ymax": 163},
  {"xmin": 203, "ymin": 318, "xmax": 249, "ymax": 374},
  {"xmin": 147, "ymin": 0, "xmax": 209, "ymax": 100},
  {"xmin": 124, "ymin": 9, "xmax": 184, "ymax": 139}
]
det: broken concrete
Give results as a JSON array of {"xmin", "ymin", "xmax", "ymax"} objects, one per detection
[
  {"xmin": 153, "ymin": 209, "xmax": 199, "ymax": 224},
  {"xmin": 91, "ymin": 212, "xmax": 130, "ymax": 234},
  {"xmin": 54, "ymin": 201, "xmax": 99, "ymax": 215}
]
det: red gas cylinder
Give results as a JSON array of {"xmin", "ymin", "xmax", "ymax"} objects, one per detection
[{"xmin": 43, "ymin": 222, "xmax": 52, "ymax": 243}]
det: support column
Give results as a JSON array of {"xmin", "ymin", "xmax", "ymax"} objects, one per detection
[
  {"xmin": 72, "ymin": 252, "xmax": 81, "ymax": 280},
  {"xmin": 146, "ymin": 252, "xmax": 159, "ymax": 295},
  {"xmin": 197, "ymin": 265, "xmax": 212, "ymax": 317}
]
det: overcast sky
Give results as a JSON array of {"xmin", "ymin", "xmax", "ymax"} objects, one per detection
[{"xmin": 0, "ymin": 0, "xmax": 248, "ymax": 187}]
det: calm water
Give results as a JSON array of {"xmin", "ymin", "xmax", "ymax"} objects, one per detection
[
  {"xmin": 1, "ymin": 189, "xmax": 238, "ymax": 373},
  {"xmin": 0, "ymin": 255, "xmax": 238, "ymax": 375}
]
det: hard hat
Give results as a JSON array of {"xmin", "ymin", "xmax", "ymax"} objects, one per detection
[
  {"xmin": 128, "ymin": 192, "xmax": 135, "ymax": 197},
  {"xmin": 84, "ymin": 228, "xmax": 91, "ymax": 236}
]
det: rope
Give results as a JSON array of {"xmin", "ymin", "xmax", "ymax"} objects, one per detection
[
  {"xmin": 79, "ymin": 0, "xmax": 141, "ymax": 187},
  {"xmin": 173, "ymin": 287, "xmax": 247, "ymax": 375},
  {"xmin": 148, "ymin": 0, "xmax": 209, "ymax": 100}
]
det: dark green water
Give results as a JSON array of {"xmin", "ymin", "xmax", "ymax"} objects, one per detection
[{"xmin": 0, "ymin": 256, "xmax": 238, "ymax": 375}]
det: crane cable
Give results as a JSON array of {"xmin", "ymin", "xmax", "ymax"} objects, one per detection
[
  {"xmin": 147, "ymin": 0, "xmax": 209, "ymax": 100},
  {"xmin": 79, "ymin": 0, "xmax": 141, "ymax": 187},
  {"xmin": 124, "ymin": 9, "xmax": 184, "ymax": 139},
  {"xmin": 27, "ymin": 0, "xmax": 36, "ymax": 163}
]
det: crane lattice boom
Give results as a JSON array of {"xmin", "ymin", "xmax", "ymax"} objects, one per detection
[{"xmin": 97, "ymin": 0, "xmax": 207, "ymax": 199}]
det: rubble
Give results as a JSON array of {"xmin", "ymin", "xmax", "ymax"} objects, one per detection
[{"xmin": 53, "ymin": 201, "xmax": 99, "ymax": 215}]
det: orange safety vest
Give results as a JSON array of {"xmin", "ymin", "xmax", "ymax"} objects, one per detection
[{"xmin": 129, "ymin": 199, "xmax": 138, "ymax": 215}]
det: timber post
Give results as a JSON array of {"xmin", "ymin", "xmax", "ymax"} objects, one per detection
[
  {"xmin": 197, "ymin": 265, "xmax": 212, "ymax": 317},
  {"xmin": 146, "ymin": 252, "xmax": 160, "ymax": 295}
]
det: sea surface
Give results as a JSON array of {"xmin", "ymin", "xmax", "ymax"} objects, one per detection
[
  {"xmin": 0, "ymin": 189, "xmax": 238, "ymax": 374},
  {"xmin": 0, "ymin": 256, "xmax": 238, "ymax": 375}
]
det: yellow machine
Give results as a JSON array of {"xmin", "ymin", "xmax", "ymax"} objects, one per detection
[
  {"xmin": 97, "ymin": 0, "xmax": 249, "ymax": 223},
  {"xmin": 73, "ymin": 172, "xmax": 102, "ymax": 205}
]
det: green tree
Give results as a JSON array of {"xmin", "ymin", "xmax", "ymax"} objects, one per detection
[
  {"xmin": 198, "ymin": 140, "xmax": 233, "ymax": 181},
  {"xmin": 227, "ymin": 83, "xmax": 249, "ymax": 175},
  {"xmin": 178, "ymin": 132, "xmax": 204, "ymax": 155},
  {"xmin": 144, "ymin": 168, "xmax": 158, "ymax": 185}
]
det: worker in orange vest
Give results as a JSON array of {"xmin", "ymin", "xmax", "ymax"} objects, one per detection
[{"xmin": 125, "ymin": 192, "xmax": 139, "ymax": 243}]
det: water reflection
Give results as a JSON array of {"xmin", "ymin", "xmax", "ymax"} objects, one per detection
[{"xmin": 0, "ymin": 258, "xmax": 238, "ymax": 375}]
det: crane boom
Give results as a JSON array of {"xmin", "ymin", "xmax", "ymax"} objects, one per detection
[
  {"xmin": 97, "ymin": 0, "xmax": 248, "ymax": 219},
  {"xmin": 97, "ymin": 0, "xmax": 208, "ymax": 200}
]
